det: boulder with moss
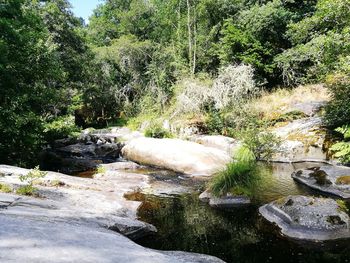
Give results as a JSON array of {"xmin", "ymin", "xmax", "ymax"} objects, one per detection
[
  {"xmin": 292, "ymin": 166, "xmax": 350, "ymax": 199},
  {"xmin": 259, "ymin": 195, "xmax": 350, "ymax": 241},
  {"xmin": 271, "ymin": 117, "xmax": 329, "ymax": 163}
]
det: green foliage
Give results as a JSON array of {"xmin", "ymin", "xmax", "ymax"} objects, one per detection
[
  {"xmin": 277, "ymin": 0, "xmax": 350, "ymax": 85},
  {"xmin": 209, "ymin": 146, "xmax": 258, "ymax": 197},
  {"xmin": 240, "ymin": 129, "xmax": 281, "ymax": 161},
  {"xmin": 324, "ymin": 74, "xmax": 350, "ymax": 127},
  {"xmin": 17, "ymin": 166, "xmax": 47, "ymax": 196},
  {"xmin": 330, "ymin": 125, "xmax": 350, "ymax": 164},
  {"xmin": 337, "ymin": 200, "xmax": 350, "ymax": 214},
  {"xmin": 16, "ymin": 185, "xmax": 37, "ymax": 196},
  {"xmin": 0, "ymin": 183, "xmax": 12, "ymax": 193},
  {"xmin": 144, "ymin": 122, "xmax": 173, "ymax": 139},
  {"xmin": 43, "ymin": 115, "xmax": 80, "ymax": 143}
]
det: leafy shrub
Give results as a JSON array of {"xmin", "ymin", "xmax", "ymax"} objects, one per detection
[
  {"xmin": 16, "ymin": 166, "xmax": 47, "ymax": 196},
  {"xmin": 209, "ymin": 146, "xmax": 258, "ymax": 197},
  {"xmin": 330, "ymin": 125, "xmax": 350, "ymax": 164},
  {"xmin": 0, "ymin": 183, "xmax": 12, "ymax": 193},
  {"xmin": 144, "ymin": 122, "xmax": 173, "ymax": 139},
  {"xmin": 43, "ymin": 115, "xmax": 80, "ymax": 143},
  {"xmin": 324, "ymin": 74, "xmax": 350, "ymax": 127},
  {"xmin": 241, "ymin": 129, "xmax": 281, "ymax": 161}
]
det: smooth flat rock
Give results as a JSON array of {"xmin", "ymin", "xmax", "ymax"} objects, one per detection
[
  {"xmin": 199, "ymin": 190, "xmax": 251, "ymax": 208},
  {"xmin": 0, "ymin": 165, "xmax": 153, "ymax": 238},
  {"xmin": 292, "ymin": 166, "xmax": 350, "ymax": 199},
  {"xmin": 122, "ymin": 138, "xmax": 231, "ymax": 176},
  {"xmin": 0, "ymin": 165, "xmax": 224, "ymax": 262},
  {"xmin": 259, "ymin": 195, "xmax": 350, "ymax": 241},
  {"xmin": 0, "ymin": 214, "xmax": 224, "ymax": 263},
  {"xmin": 291, "ymin": 101, "xmax": 327, "ymax": 117}
]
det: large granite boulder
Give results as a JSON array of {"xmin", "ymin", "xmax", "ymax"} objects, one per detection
[
  {"xmin": 259, "ymin": 195, "xmax": 350, "ymax": 241},
  {"xmin": 122, "ymin": 138, "xmax": 231, "ymax": 176},
  {"xmin": 192, "ymin": 135, "xmax": 241, "ymax": 155},
  {"xmin": 292, "ymin": 166, "xmax": 350, "ymax": 199}
]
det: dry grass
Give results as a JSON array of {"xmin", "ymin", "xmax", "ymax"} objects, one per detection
[{"xmin": 251, "ymin": 84, "xmax": 330, "ymax": 121}]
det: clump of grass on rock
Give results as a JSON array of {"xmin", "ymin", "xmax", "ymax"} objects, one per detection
[
  {"xmin": 209, "ymin": 146, "xmax": 259, "ymax": 197},
  {"xmin": 16, "ymin": 166, "xmax": 47, "ymax": 196}
]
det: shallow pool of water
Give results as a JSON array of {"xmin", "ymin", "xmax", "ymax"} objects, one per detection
[{"xmin": 130, "ymin": 162, "xmax": 350, "ymax": 263}]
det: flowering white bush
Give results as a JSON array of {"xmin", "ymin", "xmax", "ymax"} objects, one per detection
[
  {"xmin": 211, "ymin": 64, "xmax": 257, "ymax": 109},
  {"xmin": 173, "ymin": 64, "xmax": 257, "ymax": 115},
  {"xmin": 174, "ymin": 79, "xmax": 211, "ymax": 115}
]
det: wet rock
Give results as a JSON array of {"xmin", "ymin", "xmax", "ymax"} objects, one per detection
[
  {"xmin": 142, "ymin": 181, "xmax": 193, "ymax": 197},
  {"xmin": 122, "ymin": 138, "xmax": 231, "ymax": 176},
  {"xmin": 292, "ymin": 166, "xmax": 350, "ymax": 199},
  {"xmin": 199, "ymin": 190, "xmax": 251, "ymax": 208},
  {"xmin": 259, "ymin": 195, "xmax": 350, "ymax": 241}
]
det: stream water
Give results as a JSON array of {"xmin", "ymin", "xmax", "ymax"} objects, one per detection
[{"xmin": 126, "ymin": 162, "xmax": 350, "ymax": 263}]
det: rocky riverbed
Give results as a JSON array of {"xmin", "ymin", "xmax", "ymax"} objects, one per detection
[{"xmin": 0, "ymin": 165, "xmax": 223, "ymax": 263}]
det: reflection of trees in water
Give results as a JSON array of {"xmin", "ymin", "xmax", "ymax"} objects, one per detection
[
  {"xmin": 137, "ymin": 193, "xmax": 260, "ymax": 260},
  {"xmin": 135, "ymin": 162, "xmax": 350, "ymax": 262}
]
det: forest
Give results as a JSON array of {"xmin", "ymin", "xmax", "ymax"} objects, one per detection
[
  {"xmin": 1, "ymin": 0, "xmax": 349, "ymax": 167},
  {"xmin": 1, "ymin": 1, "xmax": 350, "ymax": 262}
]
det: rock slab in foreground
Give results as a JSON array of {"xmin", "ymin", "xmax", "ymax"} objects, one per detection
[
  {"xmin": 259, "ymin": 195, "xmax": 350, "ymax": 241},
  {"xmin": 122, "ymin": 138, "xmax": 231, "ymax": 176},
  {"xmin": 292, "ymin": 166, "xmax": 350, "ymax": 200},
  {"xmin": 0, "ymin": 214, "xmax": 224, "ymax": 263}
]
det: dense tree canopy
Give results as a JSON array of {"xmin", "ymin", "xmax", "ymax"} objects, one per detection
[{"xmin": 0, "ymin": 0, "xmax": 348, "ymax": 166}]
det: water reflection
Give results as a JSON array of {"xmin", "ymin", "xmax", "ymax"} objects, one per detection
[{"xmin": 132, "ymin": 162, "xmax": 350, "ymax": 263}]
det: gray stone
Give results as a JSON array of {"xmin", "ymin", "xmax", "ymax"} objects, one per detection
[
  {"xmin": 271, "ymin": 117, "xmax": 329, "ymax": 163},
  {"xmin": 199, "ymin": 190, "xmax": 251, "ymax": 208},
  {"xmin": 292, "ymin": 166, "xmax": 350, "ymax": 199},
  {"xmin": 192, "ymin": 135, "xmax": 241, "ymax": 155},
  {"xmin": 0, "ymin": 165, "xmax": 224, "ymax": 262},
  {"xmin": 0, "ymin": 214, "xmax": 224, "ymax": 263},
  {"xmin": 122, "ymin": 138, "xmax": 231, "ymax": 176},
  {"xmin": 259, "ymin": 195, "xmax": 350, "ymax": 241},
  {"xmin": 290, "ymin": 101, "xmax": 327, "ymax": 117}
]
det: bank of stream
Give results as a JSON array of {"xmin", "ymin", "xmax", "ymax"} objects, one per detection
[{"xmin": 125, "ymin": 162, "xmax": 350, "ymax": 263}]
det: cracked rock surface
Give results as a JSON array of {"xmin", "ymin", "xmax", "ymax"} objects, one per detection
[
  {"xmin": 0, "ymin": 165, "xmax": 224, "ymax": 263},
  {"xmin": 259, "ymin": 195, "xmax": 350, "ymax": 241}
]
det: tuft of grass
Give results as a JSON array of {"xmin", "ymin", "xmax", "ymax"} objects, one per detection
[
  {"xmin": 16, "ymin": 185, "xmax": 37, "ymax": 196},
  {"xmin": 0, "ymin": 183, "xmax": 12, "ymax": 193},
  {"xmin": 337, "ymin": 200, "xmax": 349, "ymax": 214},
  {"xmin": 16, "ymin": 166, "xmax": 47, "ymax": 196},
  {"xmin": 209, "ymin": 146, "xmax": 259, "ymax": 197},
  {"xmin": 251, "ymin": 84, "xmax": 329, "ymax": 123},
  {"xmin": 96, "ymin": 166, "xmax": 106, "ymax": 174}
]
